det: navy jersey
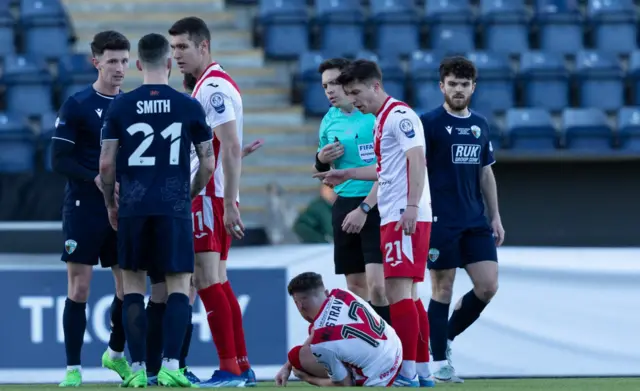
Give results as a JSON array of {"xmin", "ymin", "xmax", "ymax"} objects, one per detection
[
  {"xmin": 52, "ymin": 86, "xmax": 117, "ymax": 211},
  {"xmin": 421, "ymin": 106, "xmax": 495, "ymax": 227},
  {"xmin": 101, "ymin": 85, "xmax": 212, "ymax": 219}
]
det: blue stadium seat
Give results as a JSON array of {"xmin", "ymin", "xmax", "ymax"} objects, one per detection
[
  {"xmin": 587, "ymin": 0, "xmax": 637, "ymax": 54},
  {"xmin": 505, "ymin": 108, "xmax": 556, "ymax": 150},
  {"xmin": 534, "ymin": 0, "xmax": 583, "ymax": 54},
  {"xmin": 479, "ymin": 0, "xmax": 529, "ymax": 54},
  {"xmin": 259, "ymin": 0, "xmax": 308, "ymax": 59},
  {"xmin": 0, "ymin": 113, "xmax": 35, "ymax": 173},
  {"xmin": 41, "ymin": 111, "xmax": 57, "ymax": 171},
  {"xmin": 20, "ymin": 0, "xmax": 70, "ymax": 58},
  {"xmin": 316, "ymin": 0, "xmax": 365, "ymax": 57},
  {"xmin": 356, "ymin": 51, "xmax": 407, "ymax": 101},
  {"xmin": 562, "ymin": 108, "xmax": 612, "ymax": 151},
  {"xmin": 57, "ymin": 53, "xmax": 98, "ymax": 101},
  {"xmin": 370, "ymin": 0, "xmax": 420, "ymax": 58},
  {"xmin": 575, "ymin": 50, "xmax": 623, "ymax": 111},
  {"xmin": 467, "ymin": 51, "xmax": 513, "ymax": 113},
  {"xmin": 424, "ymin": 0, "xmax": 475, "ymax": 53},
  {"xmin": 519, "ymin": 51, "xmax": 569, "ymax": 112},
  {"xmin": 482, "ymin": 111, "xmax": 503, "ymax": 150},
  {"xmin": 0, "ymin": 5, "xmax": 14, "ymax": 56},
  {"xmin": 409, "ymin": 51, "xmax": 444, "ymax": 112},
  {"xmin": 299, "ymin": 51, "xmax": 328, "ymax": 116},
  {"xmin": 617, "ymin": 107, "xmax": 640, "ymax": 151},
  {"xmin": 629, "ymin": 51, "xmax": 640, "ymax": 105},
  {"xmin": 2, "ymin": 54, "xmax": 53, "ymax": 116}
]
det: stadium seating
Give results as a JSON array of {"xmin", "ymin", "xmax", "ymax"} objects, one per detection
[
  {"xmin": 0, "ymin": 3, "xmax": 15, "ymax": 56},
  {"xmin": 562, "ymin": 108, "xmax": 613, "ymax": 151},
  {"xmin": 535, "ymin": 0, "xmax": 584, "ymax": 54},
  {"xmin": 628, "ymin": 51, "xmax": 640, "ymax": 105},
  {"xmin": 424, "ymin": 0, "xmax": 475, "ymax": 53},
  {"xmin": 2, "ymin": 54, "xmax": 54, "ymax": 117},
  {"xmin": 409, "ymin": 51, "xmax": 444, "ymax": 112},
  {"xmin": 370, "ymin": 0, "xmax": 420, "ymax": 58},
  {"xmin": 315, "ymin": 0, "xmax": 365, "ymax": 57},
  {"xmin": 259, "ymin": 0, "xmax": 309, "ymax": 59},
  {"xmin": 0, "ymin": 113, "xmax": 35, "ymax": 173},
  {"xmin": 574, "ymin": 50, "xmax": 624, "ymax": 112},
  {"xmin": 468, "ymin": 51, "xmax": 513, "ymax": 113},
  {"xmin": 586, "ymin": 0, "xmax": 637, "ymax": 54},
  {"xmin": 299, "ymin": 51, "xmax": 328, "ymax": 116},
  {"xmin": 20, "ymin": 0, "xmax": 71, "ymax": 58},
  {"xmin": 479, "ymin": 0, "xmax": 529, "ymax": 54},
  {"xmin": 505, "ymin": 108, "xmax": 557, "ymax": 150},
  {"xmin": 57, "ymin": 53, "xmax": 98, "ymax": 101},
  {"xmin": 617, "ymin": 107, "xmax": 640, "ymax": 151},
  {"xmin": 519, "ymin": 51, "xmax": 569, "ymax": 112}
]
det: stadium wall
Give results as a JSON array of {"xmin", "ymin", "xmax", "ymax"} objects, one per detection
[
  {"xmin": 1, "ymin": 245, "xmax": 640, "ymax": 384},
  {"xmin": 0, "ymin": 159, "xmax": 637, "ymax": 248}
]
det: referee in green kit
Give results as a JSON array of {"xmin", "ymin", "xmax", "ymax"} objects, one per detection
[{"xmin": 312, "ymin": 58, "xmax": 390, "ymax": 325}]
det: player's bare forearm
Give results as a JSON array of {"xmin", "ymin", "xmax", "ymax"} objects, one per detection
[
  {"xmin": 481, "ymin": 165, "xmax": 500, "ymax": 220},
  {"xmin": 363, "ymin": 181, "xmax": 379, "ymax": 207},
  {"xmin": 345, "ymin": 165, "xmax": 377, "ymax": 181},
  {"xmin": 99, "ymin": 140, "xmax": 119, "ymax": 207},
  {"xmin": 406, "ymin": 147, "xmax": 426, "ymax": 206},
  {"xmin": 221, "ymin": 143, "xmax": 241, "ymax": 205},
  {"xmin": 191, "ymin": 140, "xmax": 215, "ymax": 199}
]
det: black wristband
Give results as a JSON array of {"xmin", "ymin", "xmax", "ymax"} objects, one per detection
[{"xmin": 315, "ymin": 152, "xmax": 330, "ymax": 172}]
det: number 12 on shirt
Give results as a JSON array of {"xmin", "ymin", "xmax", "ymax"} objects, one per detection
[{"xmin": 127, "ymin": 122, "xmax": 182, "ymax": 166}]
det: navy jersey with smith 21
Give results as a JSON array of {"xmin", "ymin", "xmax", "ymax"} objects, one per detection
[
  {"xmin": 100, "ymin": 84, "xmax": 212, "ymax": 274},
  {"xmin": 52, "ymin": 86, "xmax": 119, "ymax": 267}
]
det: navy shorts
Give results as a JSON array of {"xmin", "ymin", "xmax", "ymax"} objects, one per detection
[
  {"xmin": 61, "ymin": 204, "xmax": 117, "ymax": 268},
  {"xmin": 118, "ymin": 216, "xmax": 194, "ymax": 275},
  {"xmin": 427, "ymin": 224, "xmax": 498, "ymax": 270}
]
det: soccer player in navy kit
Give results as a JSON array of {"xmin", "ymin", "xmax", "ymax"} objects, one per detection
[
  {"xmin": 420, "ymin": 57, "xmax": 505, "ymax": 383},
  {"xmin": 99, "ymin": 33, "xmax": 214, "ymax": 388},
  {"xmin": 51, "ymin": 31, "xmax": 132, "ymax": 387}
]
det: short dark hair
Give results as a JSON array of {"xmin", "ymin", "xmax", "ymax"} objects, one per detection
[
  {"xmin": 318, "ymin": 58, "xmax": 351, "ymax": 74},
  {"xmin": 168, "ymin": 17, "xmax": 211, "ymax": 46},
  {"xmin": 138, "ymin": 33, "xmax": 169, "ymax": 66},
  {"xmin": 91, "ymin": 30, "xmax": 130, "ymax": 57},
  {"xmin": 287, "ymin": 272, "xmax": 324, "ymax": 296},
  {"xmin": 335, "ymin": 59, "xmax": 383, "ymax": 86},
  {"xmin": 183, "ymin": 73, "xmax": 197, "ymax": 92},
  {"xmin": 439, "ymin": 56, "xmax": 477, "ymax": 82}
]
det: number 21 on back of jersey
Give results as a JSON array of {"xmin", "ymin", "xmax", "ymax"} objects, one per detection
[{"xmin": 127, "ymin": 122, "xmax": 182, "ymax": 166}]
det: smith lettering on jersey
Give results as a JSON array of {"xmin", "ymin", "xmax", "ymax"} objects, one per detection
[
  {"xmin": 309, "ymin": 289, "xmax": 402, "ymax": 387},
  {"xmin": 421, "ymin": 106, "xmax": 495, "ymax": 226},
  {"xmin": 100, "ymin": 85, "xmax": 212, "ymax": 219}
]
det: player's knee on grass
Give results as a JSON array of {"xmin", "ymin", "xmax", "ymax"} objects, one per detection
[
  {"xmin": 385, "ymin": 277, "xmax": 414, "ymax": 305},
  {"xmin": 67, "ymin": 262, "xmax": 93, "ymax": 302},
  {"xmin": 166, "ymin": 273, "xmax": 192, "ymax": 295},
  {"xmin": 429, "ymin": 269, "xmax": 456, "ymax": 303},
  {"xmin": 346, "ymin": 273, "xmax": 368, "ymax": 300},
  {"xmin": 111, "ymin": 266, "xmax": 124, "ymax": 300},
  {"xmin": 193, "ymin": 252, "xmax": 221, "ymax": 289},
  {"xmin": 122, "ymin": 270, "xmax": 147, "ymax": 295},
  {"xmin": 365, "ymin": 265, "xmax": 386, "ymax": 305},
  {"xmin": 150, "ymin": 282, "xmax": 168, "ymax": 303}
]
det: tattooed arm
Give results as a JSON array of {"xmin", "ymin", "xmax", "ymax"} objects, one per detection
[
  {"xmin": 99, "ymin": 139, "xmax": 119, "ymax": 208},
  {"xmin": 190, "ymin": 139, "xmax": 215, "ymax": 200}
]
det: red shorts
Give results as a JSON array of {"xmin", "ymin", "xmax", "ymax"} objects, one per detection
[
  {"xmin": 379, "ymin": 221, "xmax": 431, "ymax": 282},
  {"xmin": 191, "ymin": 195, "xmax": 232, "ymax": 260}
]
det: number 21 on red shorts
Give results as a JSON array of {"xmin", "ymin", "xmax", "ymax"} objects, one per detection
[{"xmin": 380, "ymin": 222, "xmax": 431, "ymax": 282}]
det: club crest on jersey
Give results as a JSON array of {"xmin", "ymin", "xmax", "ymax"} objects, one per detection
[
  {"xmin": 65, "ymin": 240, "xmax": 77, "ymax": 254},
  {"xmin": 428, "ymin": 248, "xmax": 439, "ymax": 262},
  {"xmin": 399, "ymin": 119, "xmax": 415, "ymax": 138},
  {"xmin": 210, "ymin": 92, "xmax": 225, "ymax": 114},
  {"xmin": 471, "ymin": 125, "xmax": 481, "ymax": 139}
]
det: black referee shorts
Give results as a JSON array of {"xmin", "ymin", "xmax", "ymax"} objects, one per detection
[{"xmin": 332, "ymin": 195, "xmax": 382, "ymax": 275}]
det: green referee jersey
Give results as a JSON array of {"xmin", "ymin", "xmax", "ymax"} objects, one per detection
[{"xmin": 317, "ymin": 107, "xmax": 376, "ymax": 197}]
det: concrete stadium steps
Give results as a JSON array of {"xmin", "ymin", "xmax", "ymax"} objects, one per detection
[
  {"xmin": 242, "ymin": 107, "xmax": 305, "ymax": 127},
  {"xmin": 243, "ymin": 126, "xmax": 317, "ymax": 146}
]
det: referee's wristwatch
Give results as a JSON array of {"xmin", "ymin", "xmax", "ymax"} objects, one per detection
[{"xmin": 359, "ymin": 202, "xmax": 371, "ymax": 214}]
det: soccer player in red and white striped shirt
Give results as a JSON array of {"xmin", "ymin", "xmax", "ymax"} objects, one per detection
[
  {"xmin": 314, "ymin": 60, "xmax": 434, "ymax": 387},
  {"xmin": 169, "ymin": 16, "xmax": 253, "ymax": 387}
]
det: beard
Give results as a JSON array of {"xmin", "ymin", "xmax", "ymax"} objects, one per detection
[{"xmin": 444, "ymin": 93, "xmax": 470, "ymax": 111}]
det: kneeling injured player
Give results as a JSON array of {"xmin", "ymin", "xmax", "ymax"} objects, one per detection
[{"xmin": 275, "ymin": 272, "xmax": 402, "ymax": 387}]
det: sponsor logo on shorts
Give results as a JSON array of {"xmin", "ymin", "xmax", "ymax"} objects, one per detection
[
  {"xmin": 64, "ymin": 240, "xmax": 77, "ymax": 254},
  {"xmin": 451, "ymin": 144, "xmax": 481, "ymax": 164},
  {"xmin": 428, "ymin": 248, "xmax": 439, "ymax": 262}
]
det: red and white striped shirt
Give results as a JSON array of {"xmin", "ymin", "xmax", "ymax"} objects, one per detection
[
  {"xmin": 190, "ymin": 62, "xmax": 243, "ymax": 199},
  {"xmin": 373, "ymin": 97, "xmax": 432, "ymax": 226}
]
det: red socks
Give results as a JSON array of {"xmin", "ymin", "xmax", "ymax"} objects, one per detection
[
  {"xmin": 198, "ymin": 283, "xmax": 240, "ymax": 375},
  {"xmin": 222, "ymin": 281, "xmax": 251, "ymax": 373},
  {"xmin": 390, "ymin": 298, "xmax": 419, "ymax": 362},
  {"xmin": 415, "ymin": 299, "xmax": 430, "ymax": 363}
]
